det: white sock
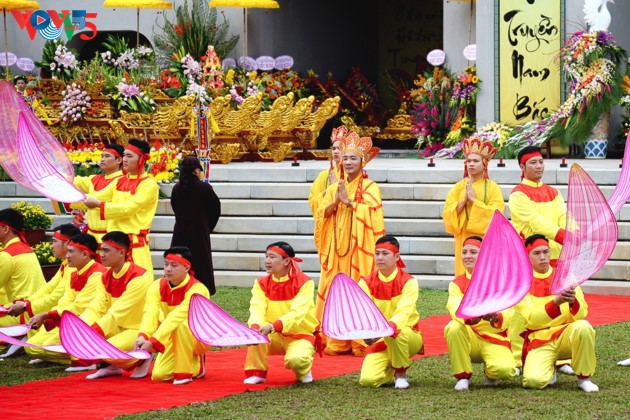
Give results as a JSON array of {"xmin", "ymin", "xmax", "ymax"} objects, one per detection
[
  {"xmin": 243, "ymin": 376, "xmax": 266, "ymax": 385},
  {"xmin": 454, "ymin": 378, "xmax": 469, "ymax": 391},
  {"xmin": 578, "ymin": 378, "xmax": 599, "ymax": 393}
]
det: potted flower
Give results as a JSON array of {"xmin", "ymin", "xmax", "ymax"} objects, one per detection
[
  {"xmin": 32, "ymin": 241, "xmax": 62, "ymax": 281},
  {"xmin": 11, "ymin": 201, "xmax": 53, "ymax": 246}
]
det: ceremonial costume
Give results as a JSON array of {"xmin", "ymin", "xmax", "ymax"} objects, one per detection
[
  {"xmin": 313, "ymin": 131, "xmax": 384, "ymax": 355},
  {"xmin": 138, "ymin": 274, "xmax": 209, "ymax": 382},
  {"xmin": 308, "ymin": 165, "xmax": 342, "ymax": 217},
  {"xmin": 515, "ymin": 267, "xmax": 595, "ymax": 389},
  {"xmin": 81, "ymin": 262, "xmax": 152, "ymax": 361},
  {"xmin": 0, "ymin": 237, "xmax": 45, "ymax": 326},
  {"xmin": 26, "ymin": 260, "xmax": 106, "ymax": 363},
  {"xmin": 170, "ymin": 171, "xmax": 221, "ymax": 295},
  {"xmin": 95, "ymin": 174, "xmax": 159, "ymax": 277},
  {"xmin": 444, "ymin": 271, "xmax": 516, "ymax": 381},
  {"xmin": 443, "ymin": 179, "xmax": 504, "ymax": 275},
  {"xmin": 244, "ymin": 268, "xmax": 319, "ymax": 382},
  {"xmin": 72, "ymin": 170, "xmax": 123, "ymax": 241},
  {"xmin": 509, "ymin": 180, "xmax": 566, "ymax": 263},
  {"xmin": 358, "ymin": 268, "xmax": 423, "ymax": 387}
]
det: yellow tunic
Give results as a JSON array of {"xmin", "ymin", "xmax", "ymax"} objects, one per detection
[
  {"xmin": 308, "ymin": 165, "xmax": 341, "ymax": 218},
  {"xmin": 25, "ymin": 261, "xmax": 75, "ymax": 318},
  {"xmin": 443, "ymin": 178, "xmax": 505, "ymax": 276},
  {"xmin": 0, "ymin": 237, "xmax": 45, "ymax": 305},
  {"xmin": 508, "ymin": 179, "xmax": 567, "ymax": 261},
  {"xmin": 72, "ymin": 170, "xmax": 123, "ymax": 241},
  {"xmin": 95, "ymin": 174, "xmax": 159, "ymax": 278}
]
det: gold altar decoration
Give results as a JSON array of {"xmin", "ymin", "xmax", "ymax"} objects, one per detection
[{"xmin": 36, "ymin": 79, "xmax": 340, "ymax": 163}]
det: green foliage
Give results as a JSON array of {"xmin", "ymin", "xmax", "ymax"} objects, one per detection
[
  {"xmin": 11, "ymin": 201, "xmax": 52, "ymax": 230},
  {"xmin": 153, "ymin": 0, "xmax": 239, "ymax": 62},
  {"xmin": 102, "ymin": 34, "xmax": 130, "ymax": 58}
]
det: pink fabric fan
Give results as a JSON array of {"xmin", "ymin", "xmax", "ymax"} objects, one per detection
[
  {"xmin": 0, "ymin": 80, "xmax": 74, "ymax": 188},
  {"xmin": 59, "ymin": 311, "xmax": 151, "ymax": 360},
  {"xmin": 322, "ymin": 273, "xmax": 395, "ymax": 340},
  {"xmin": 456, "ymin": 211, "xmax": 532, "ymax": 319},
  {"xmin": 0, "ymin": 324, "xmax": 31, "ymax": 337},
  {"xmin": 551, "ymin": 164, "xmax": 618, "ymax": 294},
  {"xmin": 189, "ymin": 293, "xmax": 269, "ymax": 346},
  {"xmin": 16, "ymin": 112, "xmax": 85, "ymax": 202},
  {"xmin": 0, "ymin": 331, "xmax": 65, "ymax": 353},
  {"xmin": 607, "ymin": 132, "xmax": 630, "ymax": 215}
]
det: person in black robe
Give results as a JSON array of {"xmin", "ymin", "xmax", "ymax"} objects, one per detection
[{"xmin": 170, "ymin": 156, "xmax": 221, "ymax": 294}]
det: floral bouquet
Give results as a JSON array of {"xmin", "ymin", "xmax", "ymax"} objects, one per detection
[
  {"xmin": 112, "ymin": 80, "xmax": 156, "ymax": 113},
  {"xmin": 449, "ymin": 66, "xmax": 480, "ymax": 111},
  {"xmin": 11, "ymin": 201, "xmax": 52, "ymax": 230},
  {"xmin": 256, "ymin": 69, "xmax": 307, "ymax": 108},
  {"xmin": 33, "ymin": 241, "xmax": 62, "ymax": 265},
  {"xmin": 35, "ymin": 39, "xmax": 78, "ymax": 81},
  {"xmin": 148, "ymin": 145, "xmax": 182, "ymax": 183},
  {"xmin": 66, "ymin": 143, "xmax": 103, "ymax": 177},
  {"xmin": 60, "ymin": 83, "xmax": 93, "ymax": 124},
  {"xmin": 434, "ymin": 122, "xmax": 515, "ymax": 160}
]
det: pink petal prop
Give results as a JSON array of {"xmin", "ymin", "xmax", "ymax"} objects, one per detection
[
  {"xmin": 456, "ymin": 211, "xmax": 532, "ymax": 319},
  {"xmin": 16, "ymin": 112, "xmax": 85, "ymax": 202},
  {"xmin": 59, "ymin": 311, "xmax": 151, "ymax": 360},
  {"xmin": 0, "ymin": 324, "xmax": 31, "ymax": 337},
  {"xmin": 0, "ymin": 80, "xmax": 74, "ymax": 188},
  {"xmin": 551, "ymin": 164, "xmax": 618, "ymax": 294},
  {"xmin": 607, "ymin": 131, "xmax": 630, "ymax": 214},
  {"xmin": 189, "ymin": 293, "xmax": 269, "ymax": 346},
  {"xmin": 322, "ymin": 273, "xmax": 395, "ymax": 340},
  {"xmin": 0, "ymin": 331, "xmax": 65, "ymax": 353}
]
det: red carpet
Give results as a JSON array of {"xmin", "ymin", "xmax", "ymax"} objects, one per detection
[{"xmin": 2, "ymin": 294, "xmax": 629, "ymax": 419}]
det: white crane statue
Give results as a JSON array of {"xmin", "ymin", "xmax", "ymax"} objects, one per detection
[{"xmin": 583, "ymin": 0, "xmax": 614, "ymax": 32}]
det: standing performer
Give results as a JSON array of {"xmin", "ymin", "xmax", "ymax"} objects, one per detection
[
  {"xmin": 314, "ymin": 131, "xmax": 384, "ymax": 356},
  {"xmin": 444, "ymin": 236, "xmax": 516, "ymax": 391},
  {"xmin": 516, "ymin": 235, "xmax": 598, "ymax": 392},
  {"xmin": 508, "ymin": 146, "xmax": 567, "ymax": 267},
  {"xmin": 170, "ymin": 156, "xmax": 221, "ymax": 295},
  {"xmin": 134, "ymin": 247, "xmax": 209, "ymax": 385},
  {"xmin": 84, "ymin": 139, "xmax": 159, "ymax": 278},
  {"xmin": 358, "ymin": 236, "xmax": 423, "ymax": 389},
  {"xmin": 308, "ymin": 125, "xmax": 346, "ymax": 217},
  {"xmin": 71, "ymin": 143, "xmax": 124, "ymax": 242},
  {"xmin": 243, "ymin": 242, "xmax": 319, "ymax": 385},
  {"xmin": 442, "ymin": 136, "xmax": 504, "ymax": 276}
]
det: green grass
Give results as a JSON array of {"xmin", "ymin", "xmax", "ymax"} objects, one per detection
[{"xmin": 3, "ymin": 288, "xmax": 630, "ymax": 419}]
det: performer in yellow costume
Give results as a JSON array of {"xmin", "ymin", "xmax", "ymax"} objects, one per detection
[
  {"xmin": 71, "ymin": 144, "xmax": 124, "ymax": 242},
  {"xmin": 443, "ymin": 136, "xmax": 504, "ymax": 276},
  {"xmin": 75, "ymin": 231, "xmax": 153, "ymax": 380},
  {"xmin": 444, "ymin": 236, "xmax": 516, "ymax": 391},
  {"xmin": 308, "ymin": 125, "xmax": 346, "ymax": 217},
  {"xmin": 84, "ymin": 139, "xmax": 159, "ymax": 278},
  {"xmin": 135, "ymin": 247, "xmax": 209, "ymax": 385},
  {"xmin": 4, "ymin": 224, "xmax": 79, "ymax": 327},
  {"xmin": 358, "ymin": 236, "xmax": 423, "ymax": 389},
  {"xmin": 314, "ymin": 130, "xmax": 385, "ymax": 356},
  {"xmin": 508, "ymin": 146, "xmax": 566, "ymax": 266},
  {"xmin": 516, "ymin": 235, "xmax": 598, "ymax": 392},
  {"xmin": 243, "ymin": 242, "xmax": 319, "ymax": 385},
  {"xmin": 26, "ymin": 234, "xmax": 106, "ymax": 369},
  {"xmin": 0, "ymin": 209, "xmax": 45, "ymax": 310}
]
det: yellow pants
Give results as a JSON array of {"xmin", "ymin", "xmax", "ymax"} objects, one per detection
[
  {"xmin": 522, "ymin": 320, "xmax": 596, "ymax": 389},
  {"xmin": 131, "ymin": 244, "xmax": 153, "ymax": 280},
  {"xmin": 25, "ymin": 327, "xmax": 70, "ymax": 364},
  {"xmin": 102, "ymin": 328, "xmax": 142, "ymax": 371},
  {"xmin": 244, "ymin": 333, "xmax": 315, "ymax": 381},
  {"xmin": 0, "ymin": 312, "xmax": 29, "ymax": 327},
  {"xmin": 444, "ymin": 320, "xmax": 515, "ymax": 380},
  {"xmin": 359, "ymin": 327, "xmax": 423, "ymax": 388},
  {"xmin": 509, "ymin": 310, "xmax": 526, "ymax": 367},
  {"xmin": 151, "ymin": 323, "xmax": 208, "ymax": 382}
]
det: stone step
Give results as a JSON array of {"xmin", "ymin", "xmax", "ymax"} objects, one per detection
[{"xmin": 149, "ymin": 251, "xmax": 630, "ymax": 281}]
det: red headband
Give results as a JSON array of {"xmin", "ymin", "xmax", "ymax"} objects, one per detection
[
  {"xmin": 68, "ymin": 240, "xmax": 98, "ymax": 258},
  {"xmin": 103, "ymin": 147, "xmax": 122, "ymax": 159},
  {"xmin": 463, "ymin": 238, "xmax": 482, "ymax": 249},
  {"xmin": 519, "ymin": 151, "xmax": 542, "ymax": 166},
  {"xmin": 375, "ymin": 242, "xmax": 406, "ymax": 268},
  {"xmin": 102, "ymin": 239, "xmax": 126, "ymax": 252},
  {"xmin": 165, "ymin": 253, "xmax": 191, "ymax": 268},
  {"xmin": 0, "ymin": 221, "xmax": 27, "ymax": 244},
  {"xmin": 267, "ymin": 246, "xmax": 303, "ymax": 262},
  {"xmin": 53, "ymin": 231, "xmax": 71, "ymax": 241},
  {"xmin": 526, "ymin": 238, "xmax": 549, "ymax": 253}
]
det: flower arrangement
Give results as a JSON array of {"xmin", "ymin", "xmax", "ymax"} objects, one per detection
[
  {"xmin": 434, "ymin": 122, "xmax": 515, "ymax": 160},
  {"xmin": 449, "ymin": 66, "xmax": 480, "ymax": 112},
  {"xmin": 66, "ymin": 144, "xmax": 103, "ymax": 177},
  {"xmin": 257, "ymin": 69, "xmax": 307, "ymax": 106},
  {"xmin": 59, "ymin": 83, "xmax": 92, "ymax": 124},
  {"xmin": 35, "ymin": 39, "xmax": 78, "ymax": 81},
  {"xmin": 11, "ymin": 201, "xmax": 52, "ymax": 231},
  {"xmin": 147, "ymin": 145, "xmax": 182, "ymax": 183},
  {"xmin": 112, "ymin": 80, "xmax": 156, "ymax": 113},
  {"xmin": 33, "ymin": 241, "xmax": 62, "ymax": 265}
]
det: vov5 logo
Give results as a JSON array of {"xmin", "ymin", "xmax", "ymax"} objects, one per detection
[{"xmin": 12, "ymin": 10, "xmax": 98, "ymax": 41}]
